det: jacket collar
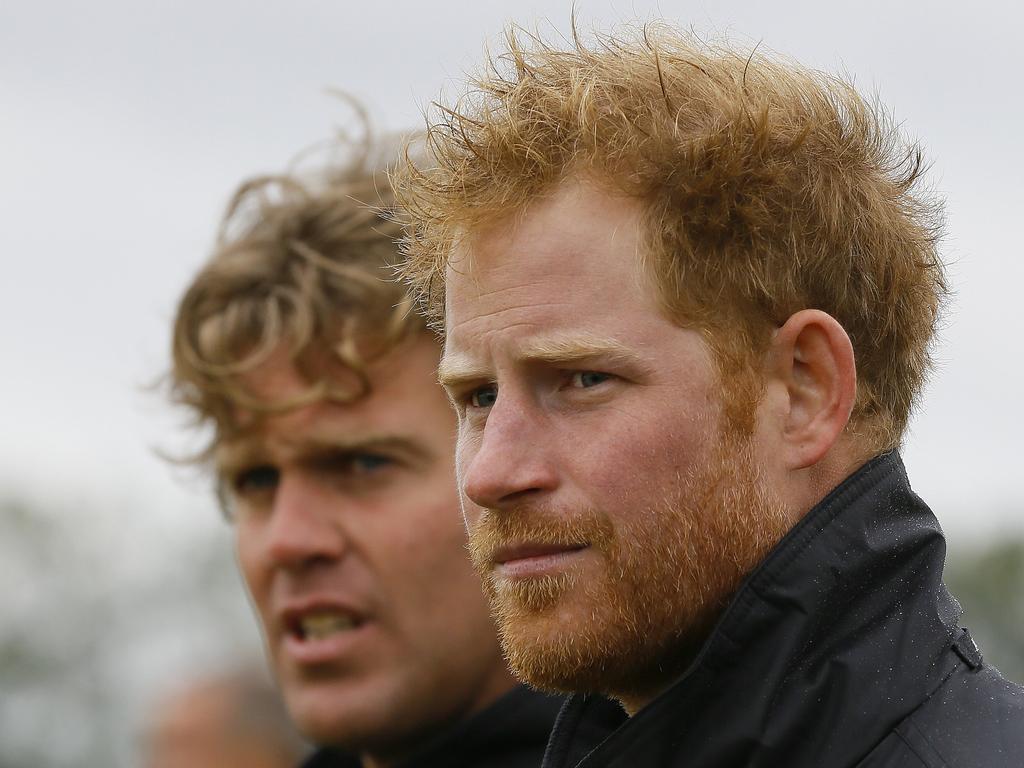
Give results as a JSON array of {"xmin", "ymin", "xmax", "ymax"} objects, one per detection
[{"xmin": 544, "ymin": 452, "xmax": 965, "ymax": 767}]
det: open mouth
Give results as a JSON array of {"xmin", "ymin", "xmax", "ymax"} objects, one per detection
[{"xmin": 287, "ymin": 610, "xmax": 363, "ymax": 642}]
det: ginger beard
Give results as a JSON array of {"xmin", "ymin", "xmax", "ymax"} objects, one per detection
[{"xmin": 467, "ymin": 428, "xmax": 791, "ymax": 704}]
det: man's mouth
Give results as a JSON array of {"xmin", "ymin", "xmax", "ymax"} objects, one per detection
[
  {"xmin": 490, "ymin": 542, "xmax": 589, "ymax": 579},
  {"xmin": 493, "ymin": 542, "xmax": 588, "ymax": 565},
  {"xmin": 286, "ymin": 608, "xmax": 363, "ymax": 642}
]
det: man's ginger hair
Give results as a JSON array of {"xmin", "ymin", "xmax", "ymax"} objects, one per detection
[
  {"xmin": 394, "ymin": 23, "xmax": 946, "ymax": 449},
  {"xmin": 171, "ymin": 141, "xmax": 422, "ymax": 460}
]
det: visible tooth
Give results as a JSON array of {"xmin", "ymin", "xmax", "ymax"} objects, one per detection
[{"xmin": 301, "ymin": 612, "xmax": 355, "ymax": 640}]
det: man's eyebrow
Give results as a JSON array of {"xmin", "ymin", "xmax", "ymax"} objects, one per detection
[
  {"xmin": 437, "ymin": 356, "xmax": 491, "ymax": 391},
  {"xmin": 518, "ymin": 336, "xmax": 647, "ymax": 369},
  {"xmin": 438, "ymin": 335, "xmax": 650, "ymax": 391},
  {"xmin": 215, "ymin": 433, "xmax": 434, "ymax": 475},
  {"xmin": 299, "ymin": 434, "xmax": 434, "ymax": 464},
  {"xmin": 214, "ymin": 441, "xmax": 264, "ymax": 479}
]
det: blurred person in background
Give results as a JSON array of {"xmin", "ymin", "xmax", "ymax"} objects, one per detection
[
  {"xmin": 145, "ymin": 668, "xmax": 309, "ymax": 768},
  {"xmin": 395, "ymin": 22, "xmax": 1024, "ymax": 768},
  {"xmin": 168, "ymin": 127, "xmax": 562, "ymax": 767}
]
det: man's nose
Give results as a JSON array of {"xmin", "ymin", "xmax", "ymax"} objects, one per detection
[
  {"xmin": 263, "ymin": 473, "xmax": 346, "ymax": 570},
  {"xmin": 460, "ymin": 395, "xmax": 558, "ymax": 510}
]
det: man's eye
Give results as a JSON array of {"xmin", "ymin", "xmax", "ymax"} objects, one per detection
[
  {"xmin": 571, "ymin": 371, "xmax": 611, "ymax": 388},
  {"xmin": 232, "ymin": 465, "xmax": 279, "ymax": 496},
  {"xmin": 347, "ymin": 453, "xmax": 394, "ymax": 474},
  {"xmin": 469, "ymin": 385, "xmax": 498, "ymax": 409},
  {"xmin": 315, "ymin": 451, "xmax": 397, "ymax": 479}
]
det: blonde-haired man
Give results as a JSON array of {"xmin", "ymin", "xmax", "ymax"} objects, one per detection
[
  {"xmin": 395, "ymin": 24, "xmax": 1024, "ymax": 767},
  {"xmin": 169, "ymin": 142, "xmax": 561, "ymax": 767}
]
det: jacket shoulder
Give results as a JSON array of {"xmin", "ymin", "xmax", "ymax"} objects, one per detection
[{"xmin": 896, "ymin": 663, "xmax": 1024, "ymax": 767}]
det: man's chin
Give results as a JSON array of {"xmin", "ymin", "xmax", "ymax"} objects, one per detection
[
  {"xmin": 279, "ymin": 675, "xmax": 386, "ymax": 748},
  {"xmin": 496, "ymin": 593, "xmax": 708, "ymax": 700},
  {"xmin": 283, "ymin": 675, "xmax": 475, "ymax": 762},
  {"xmin": 282, "ymin": 682, "xmax": 348, "ymax": 745},
  {"xmin": 488, "ymin": 570, "xmax": 573, "ymax": 613},
  {"xmin": 490, "ymin": 583, "xmax": 627, "ymax": 693}
]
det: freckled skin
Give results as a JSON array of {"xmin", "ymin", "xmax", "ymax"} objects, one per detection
[{"xmin": 230, "ymin": 336, "xmax": 515, "ymax": 755}]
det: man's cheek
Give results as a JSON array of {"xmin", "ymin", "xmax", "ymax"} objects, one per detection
[
  {"xmin": 454, "ymin": 442, "xmax": 477, "ymax": 511},
  {"xmin": 458, "ymin": 491, "xmax": 482, "ymax": 529},
  {"xmin": 454, "ymin": 442, "xmax": 479, "ymax": 528}
]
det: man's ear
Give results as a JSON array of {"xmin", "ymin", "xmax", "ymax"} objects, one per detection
[{"xmin": 767, "ymin": 309, "xmax": 857, "ymax": 470}]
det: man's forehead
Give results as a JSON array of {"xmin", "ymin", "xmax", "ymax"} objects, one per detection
[
  {"xmin": 214, "ymin": 427, "xmax": 309, "ymax": 470},
  {"xmin": 446, "ymin": 177, "xmax": 644, "ymax": 270},
  {"xmin": 234, "ymin": 348, "xmax": 363, "ymax": 402}
]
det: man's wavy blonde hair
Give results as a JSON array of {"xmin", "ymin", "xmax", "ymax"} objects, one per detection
[
  {"xmin": 171, "ymin": 143, "xmax": 422, "ymax": 460},
  {"xmin": 394, "ymin": 23, "xmax": 946, "ymax": 449}
]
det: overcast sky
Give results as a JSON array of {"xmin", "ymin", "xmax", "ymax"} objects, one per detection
[{"xmin": 2, "ymin": 0, "xmax": 1021, "ymax": 545}]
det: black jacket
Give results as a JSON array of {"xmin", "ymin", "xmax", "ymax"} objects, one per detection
[
  {"xmin": 542, "ymin": 452, "xmax": 1024, "ymax": 767},
  {"xmin": 303, "ymin": 685, "xmax": 562, "ymax": 768}
]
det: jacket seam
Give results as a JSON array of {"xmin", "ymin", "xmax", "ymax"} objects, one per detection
[
  {"xmin": 893, "ymin": 728, "xmax": 936, "ymax": 767},
  {"xmin": 897, "ymin": 717, "xmax": 953, "ymax": 768}
]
